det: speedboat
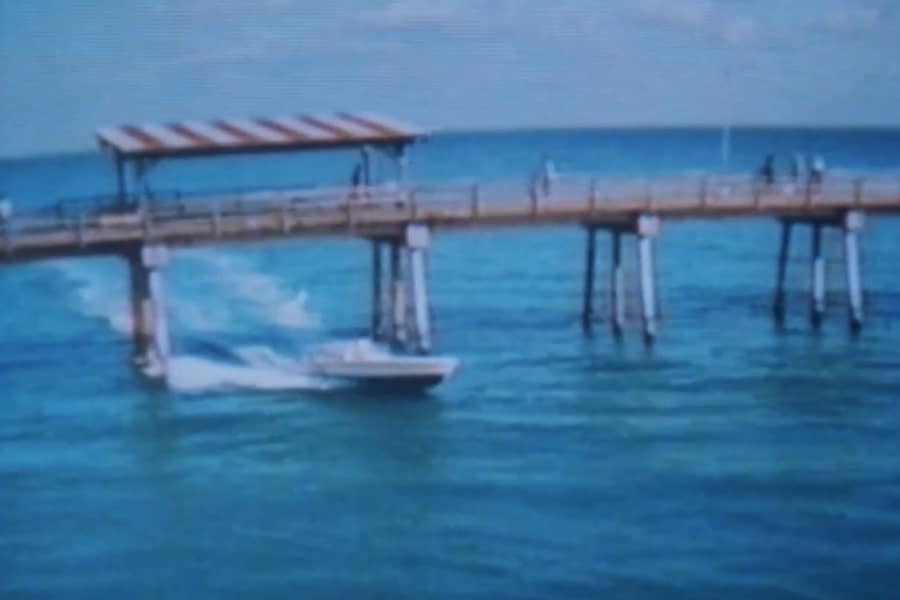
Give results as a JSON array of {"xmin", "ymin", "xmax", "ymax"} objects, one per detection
[{"xmin": 306, "ymin": 339, "xmax": 458, "ymax": 391}]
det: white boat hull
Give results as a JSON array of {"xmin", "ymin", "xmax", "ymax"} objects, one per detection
[{"xmin": 306, "ymin": 340, "xmax": 458, "ymax": 391}]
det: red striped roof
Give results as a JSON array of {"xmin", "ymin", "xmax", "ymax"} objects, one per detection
[{"xmin": 97, "ymin": 112, "xmax": 425, "ymax": 158}]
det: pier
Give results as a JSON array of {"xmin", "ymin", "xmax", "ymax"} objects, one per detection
[{"xmin": 2, "ymin": 112, "xmax": 899, "ymax": 378}]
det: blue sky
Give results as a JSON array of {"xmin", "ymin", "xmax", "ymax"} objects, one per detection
[{"xmin": 1, "ymin": 0, "xmax": 898, "ymax": 156}]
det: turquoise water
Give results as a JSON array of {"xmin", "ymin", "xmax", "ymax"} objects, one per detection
[{"xmin": 2, "ymin": 129, "xmax": 900, "ymax": 598}]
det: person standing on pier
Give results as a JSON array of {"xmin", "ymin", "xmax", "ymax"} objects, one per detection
[
  {"xmin": 786, "ymin": 153, "xmax": 806, "ymax": 195},
  {"xmin": 809, "ymin": 154, "xmax": 827, "ymax": 186},
  {"xmin": 539, "ymin": 156, "xmax": 558, "ymax": 199},
  {"xmin": 758, "ymin": 154, "xmax": 776, "ymax": 187},
  {"xmin": 790, "ymin": 153, "xmax": 806, "ymax": 182}
]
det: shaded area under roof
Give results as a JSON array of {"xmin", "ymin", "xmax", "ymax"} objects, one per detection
[{"xmin": 97, "ymin": 112, "xmax": 426, "ymax": 159}]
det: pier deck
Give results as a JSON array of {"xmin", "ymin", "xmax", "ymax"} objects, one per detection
[{"xmin": 2, "ymin": 174, "xmax": 899, "ymax": 264}]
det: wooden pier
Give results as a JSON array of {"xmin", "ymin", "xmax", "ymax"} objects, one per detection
[
  {"xmin": 1, "ymin": 111, "xmax": 899, "ymax": 379},
  {"xmin": 3, "ymin": 174, "xmax": 898, "ymax": 262}
]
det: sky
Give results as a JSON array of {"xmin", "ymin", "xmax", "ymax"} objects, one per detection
[{"xmin": 1, "ymin": 0, "xmax": 899, "ymax": 156}]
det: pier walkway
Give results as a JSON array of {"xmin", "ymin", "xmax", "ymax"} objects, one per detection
[{"xmin": 2, "ymin": 174, "xmax": 898, "ymax": 263}]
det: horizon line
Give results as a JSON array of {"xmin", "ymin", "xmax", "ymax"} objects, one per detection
[{"xmin": 3, "ymin": 122, "xmax": 900, "ymax": 161}]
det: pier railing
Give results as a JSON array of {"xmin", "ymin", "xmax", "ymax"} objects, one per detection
[{"xmin": 2, "ymin": 173, "xmax": 899, "ymax": 259}]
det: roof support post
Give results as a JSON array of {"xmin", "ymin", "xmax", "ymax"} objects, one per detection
[
  {"xmin": 134, "ymin": 158, "xmax": 148, "ymax": 212},
  {"xmin": 361, "ymin": 146, "xmax": 372, "ymax": 186},
  {"xmin": 115, "ymin": 155, "xmax": 127, "ymax": 206},
  {"xmin": 395, "ymin": 143, "xmax": 408, "ymax": 185}
]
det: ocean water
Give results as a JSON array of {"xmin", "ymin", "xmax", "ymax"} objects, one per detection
[{"xmin": 1, "ymin": 128, "xmax": 899, "ymax": 598}]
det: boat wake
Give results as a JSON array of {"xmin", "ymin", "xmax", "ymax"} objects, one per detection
[
  {"xmin": 48, "ymin": 252, "xmax": 333, "ymax": 393},
  {"xmin": 187, "ymin": 251, "xmax": 321, "ymax": 330},
  {"xmin": 166, "ymin": 347, "xmax": 331, "ymax": 394}
]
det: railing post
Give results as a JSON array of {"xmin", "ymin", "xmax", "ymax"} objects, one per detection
[
  {"xmin": 280, "ymin": 201, "xmax": 291, "ymax": 234},
  {"xmin": 853, "ymin": 177, "xmax": 864, "ymax": 206},
  {"xmin": 77, "ymin": 213, "xmax": 87, "ymax": 247},
  {"xmin": 345, "ymin": 191, "xmax": 354, "ymax": 227},
  {"xmin": 3, "ymin": 223, "xmax": 12, "ymax": 257},
  {"xmin": 470, "ymin": 183, "xmax": 480, "ymax": 218},
  {"xmin": 142, "ymin": 206, "xmax": 152, "ymax": 240},
  {"xmin": 588, "ymin": 178, "xmax": 597, "ymax": 213},
  {"xmin": 211, "ymin": 201, "xmax": 221, "ymax": 236},
  {"xmin": 529, "ymin": 182, "xmax": 539, "ymax": 216}
]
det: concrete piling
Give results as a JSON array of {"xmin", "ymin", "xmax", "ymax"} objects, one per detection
[
  {"xmin": 405, "ymin": 224, "xmax": 432, "ymax": 354},
  {"xmin": 581, "ymin": 227, "xmax": 596, "ymax": 332},
  {"xmin": 843, "ymin": 210, "xmax": 865, "ymax": 332},
  {"xmin": 636, "ymin": 214, "xmax": 660, "ymax": 343},
  {"xmin": 810, "ymin": 223, "xmax": 826, "ymax": 328},
  {"xmin": 773, "ymin": 220, "xmax": 792, "ymax": 326},
  {"xmin": 128, "ymin": 244, "xmax": 170, "ymax": 378},
  {"xmin": 610, "ymin": 230, "xmax": 626, "ymax": 336},
  {"xmin": 371, "ymin": 240, "xmax": 383, "ymax": 339},
  {"xmin": 389, "ymin": 242, "xmax": 406, "ymax": 347}
]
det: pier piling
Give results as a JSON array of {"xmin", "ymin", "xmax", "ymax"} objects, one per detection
[
  {"xmin": 581, "ymin": 227, "xmax": 596, "ymax": 332},
  {"xmin": 128, "ymin": 244, "xmax": 170, "ymax": 377},
  {"xmin": 389, "ymin": 242, "xmax": 406, "ymax": 347},
  {"xmin": 377, "ymin": 225, "xmax": 434, "ymax": 353},
  {"xmin": 843, "ymin": 210, "xmax": 865, "ymax": 332},
  {"xmin": 371, "ymin": 240, "xmax": 383, "ymax": 339},
  {"xmin": 611, "ymin": 230, "xmax": 626, "ymax": 336},
  {"xmin": 773, "ymin": 220, "xmax": 792, "ymax": 326},
  {"xmin": 636, "ymin": 214, "xmax": 660, "ymax": 344},
  {"xmin": 405, "ymin": 224, "xmax": 432, "ymax": 354},
  {"xmin": 810, "ymin": 223, "xmax": 826, "ymax": 328}
]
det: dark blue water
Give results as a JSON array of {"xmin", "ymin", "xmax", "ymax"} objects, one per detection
[{"xmin": 2, "ymin": 129, "xmax": 900, "ymax": 598}]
